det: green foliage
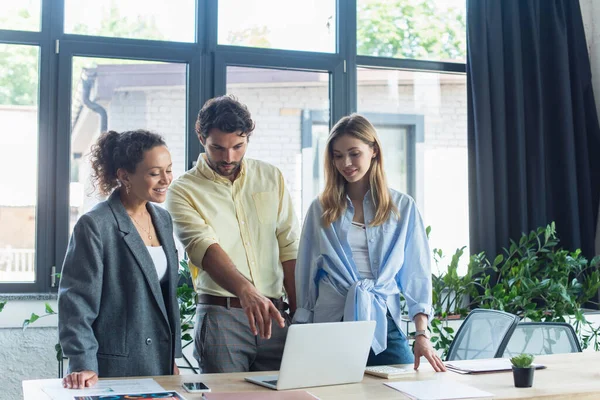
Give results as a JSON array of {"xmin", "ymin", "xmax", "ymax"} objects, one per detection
[
  {"xmin": 0, "ymin": 43, "xmax": 39, "ymax": 106},
  {"xmin": 22, "ymin": 302, "xmax": 56, "ymax": 330},
  {"xmin": 357, "ymin": 0, "xmax": 466, "ymax": 60},
  {"xmin": 427, "ymin": 222, "xmax": 600, "ymax": 357},
  {"xmin": 510, "ymin": 353, "xmax": 534, "ymax": 368},
  {"xmin": 178, "ymin": 259, "xmax": 197, "ymax": 348},
  {"xmin": 473, "ymin": 223, "xmax": 600, "ymax": 350},
  {"xmin": 0, "ymin": 301, "xmax": 6, "ymax": 313},
  {"xmin": 429, "ymin": 245, "xmax": 487, "ymax": 359}
]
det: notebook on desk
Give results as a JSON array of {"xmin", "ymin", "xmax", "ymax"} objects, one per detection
[
  {"xmin": 446, "ymin": 358, "xmax": 546, "ymax": 374},
  {"xmin": 245, "ymin": 320, "xmax": 376, "ymax": 390}
]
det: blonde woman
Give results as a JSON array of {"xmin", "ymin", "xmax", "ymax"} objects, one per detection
[{"xmin": 293, "ymin": 114, "xmax": 445, "ymax": 371}]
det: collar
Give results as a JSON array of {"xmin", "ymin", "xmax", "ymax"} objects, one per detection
[{"xmin": 195, "ymin": 153, "xmax": 246, "ymax": 184}]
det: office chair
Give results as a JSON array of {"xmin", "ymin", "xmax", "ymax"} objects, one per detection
[
  {"xmin": 501, "ymin": 322, "xmax": 582, "ymax": 357},
  {"xmin": 446, "ymin": 308, "xmax": 520, "ymax": 361}
]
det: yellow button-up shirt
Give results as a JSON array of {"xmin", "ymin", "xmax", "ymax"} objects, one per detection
[{"xmin": 166, "ymin": 154, "xmax": 300, "ymax": 298}]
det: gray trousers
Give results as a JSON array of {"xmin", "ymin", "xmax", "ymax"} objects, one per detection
[{"xmin": 194, "ymin": 304, "xmax": 290, "ymax": 373}]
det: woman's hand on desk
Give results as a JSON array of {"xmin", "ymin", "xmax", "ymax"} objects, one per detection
[
  {"xmin": 62, "ymin": 370, "xmax": 98, "ymax": 389},
  {"xmin": 413, "ymin": 336, "xmax": 447, "ymax": 372}
]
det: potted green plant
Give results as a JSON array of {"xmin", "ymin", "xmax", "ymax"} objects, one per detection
[{"xmin": 510, "ymin": 353, "xmax": 535, "ymax": 388}]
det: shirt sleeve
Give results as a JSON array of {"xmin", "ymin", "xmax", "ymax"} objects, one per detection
[
  {"xmin": 395, "ymin": 200, "xmax": 434, "ymax": 322},
  {"xmin": 165, "ymin": 184, "xmax": 219, "ymax": 270},
  {"xmin": 292, "ymin": 200, "xmax": 321, "ymax": 324},
  {"xmin": 275, "ymin": 169, "xmax": 300, "ymax": 263},
  {"xmin": 58, "ymin": 214, "xmax": 103, "ymax": 374}
]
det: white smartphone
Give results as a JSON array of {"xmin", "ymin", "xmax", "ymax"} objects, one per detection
[{"xmin": 182, "ymin": 382, "xmax": 211, "ymax": 393}]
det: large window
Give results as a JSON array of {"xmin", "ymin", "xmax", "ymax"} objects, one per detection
[
  {"xmin": 0, "ymin": 44, "xmax": 40, "ymax": 283},
  {"xmin": 0, "ymin": 1, "xmax": 467, "ymax": 292}
]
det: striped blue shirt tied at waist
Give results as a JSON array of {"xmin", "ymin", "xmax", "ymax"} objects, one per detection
[{"xmin": 293, "ymin": 190, "xmax": 433, "ymax": 355}]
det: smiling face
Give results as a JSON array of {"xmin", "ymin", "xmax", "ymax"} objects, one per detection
[
  {"xmin": 200, "ymin": 128, "xmax": 248, "ymax": 180},
  {"xmin": 120, "ymin": 145, "xmax": 173, "ymax": 203},
  {"xmin": 331, "ymin": 134, "xmax": 376, "ymax": 184}
]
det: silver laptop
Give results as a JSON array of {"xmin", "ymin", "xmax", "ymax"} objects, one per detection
[{"xmin": 245, "ymin": 320, "xmax": 376, "ymax": 390}]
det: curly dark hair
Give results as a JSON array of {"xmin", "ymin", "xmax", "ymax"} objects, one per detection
[
  {"xmin": 89, "ymin": 129, "xmax": 166, "ymax": 195},
  {"xmin": 195, "ymin": 95, "xmax": 255, "ymax": 139}
]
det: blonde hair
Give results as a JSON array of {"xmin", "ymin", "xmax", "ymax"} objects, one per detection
[{"xmin": 320, "ymin": 113, "xmax": 398, "ymax": 227}]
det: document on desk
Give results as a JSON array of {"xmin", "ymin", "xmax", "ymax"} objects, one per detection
[
  {"xmin": 41, "ymin": 378, "xmax": 166, "ymax": 400},
  {"xmin": 445, "ymin": 358, "xmax": 546, "ymax": 374},
  {"xmin": 385, "ymin": 380, "xmax": 493, "ymax": 400}
]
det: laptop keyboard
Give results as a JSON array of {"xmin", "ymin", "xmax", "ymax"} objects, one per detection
[{"xmin": 265, "ymin": 380, "xmax": 278, "ymax": 386}]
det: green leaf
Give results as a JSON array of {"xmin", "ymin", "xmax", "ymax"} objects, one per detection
[
  {"xmin": 182, "ymin": 333, "xmax": 193, "ymax": 342},
  {"xmin": 22, "ymin": 313, "xmax": 40, "ymax": 330},
  {"xmin": 45, "ymin": 303, "xmax": 55, "ymax": 314}
]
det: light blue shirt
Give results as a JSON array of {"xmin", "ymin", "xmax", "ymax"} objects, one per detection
[{"xmin": 293, "ymin": 189, "xmax": 433, "ymax": 355}]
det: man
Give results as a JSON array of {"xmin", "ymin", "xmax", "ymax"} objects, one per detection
[{"xmin": 166, "ymin": 95, "xmax": 300, "ymax": 373}]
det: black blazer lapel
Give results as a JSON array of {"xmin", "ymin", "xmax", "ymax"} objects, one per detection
[{"xmin": 108, "ymin": 191, "xmax": 170, "ymax": 326}]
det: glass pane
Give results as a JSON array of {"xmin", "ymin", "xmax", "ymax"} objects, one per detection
[
  {"xmin": 0, "ymin": 0, "xmax": 41, "ymax": 31},
  {"xmin": 219, "ymin": 0, "xmax": 335, "ymax": 53},
  {"xmin": 64, "ymin": 0, "xmax": 196, "ymax": 42},
  {"xmin": 0, "ymin": 44, "xmax": 40, "ymax": 282},
  {"xmin": 357, "ymin": 0, "xmax": 466, "ymax": 63},
  {"xmin": 358, "ymin": 68, "xmax": 469, "ymax": 274},
  {"xmin": 378, "ymin": 126, "xmax": 408, "ymax": 193},
  {"xmin": 70, "ymin": 57, "xmax": 187, "ymax": 233},
  {"xmin": 226, "ymin": 66, "xmax": 330, "ymax": 218}
]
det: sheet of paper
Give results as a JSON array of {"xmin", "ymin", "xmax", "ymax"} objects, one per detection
[
  {"xmin": 385, "ymin": 380, "xmax": 494, "ymax": 400},
  {"xmin": 41, "ymin": 378, "xmax": 165, "ymax": 400}
]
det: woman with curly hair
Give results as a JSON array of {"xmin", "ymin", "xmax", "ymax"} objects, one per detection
[{"xmin": 58, "ymin": 130, "xmax": 181, "ymax": 388}]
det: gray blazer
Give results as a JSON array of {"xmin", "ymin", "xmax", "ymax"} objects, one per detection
[{"xmin": 58, "ymin": 190, "xmax": 182, "ymax": 377}]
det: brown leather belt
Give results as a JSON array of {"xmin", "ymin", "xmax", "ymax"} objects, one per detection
[{"xmin": 197, "ymin": 294, "xmax": 288, "ymax": 311}]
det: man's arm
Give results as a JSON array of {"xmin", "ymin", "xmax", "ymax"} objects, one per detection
[
  {"xmin": 282, "ymin": 259, "xmax": 297, "ymax": 316},
  {"xmin": 166, "ymin": 185, "xmax": 283, "ymax": 339},
  {"xmin": 202, "ymin": 243, "xmax": 284, "ymax": 339},
  {"xmin": 274, "ymin": 170, "xmax": 300, "ymax": 315}
]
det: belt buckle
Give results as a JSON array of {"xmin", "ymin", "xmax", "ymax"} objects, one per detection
[{"xmin": 226, "ymin": 297, "xmax": 231, "ymax": 309}]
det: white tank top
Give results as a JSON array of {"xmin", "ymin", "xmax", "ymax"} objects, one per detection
[
  {"xmin": 348, "ymin": 222, "xmax": 374, "ymax": 279},
  {"xmin": 146, "ymin": 246, "xmax": 168, "ymax": 281}
]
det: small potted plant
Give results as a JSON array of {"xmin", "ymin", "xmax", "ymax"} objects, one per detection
[{"xmin": 510, "ymin": 353, "xmax": 535, "ymax": 388}]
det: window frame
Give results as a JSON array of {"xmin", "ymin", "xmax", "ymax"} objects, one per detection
[{"xmin": 0, "ymin": 0, "xmax": 466, "ymax": 293}]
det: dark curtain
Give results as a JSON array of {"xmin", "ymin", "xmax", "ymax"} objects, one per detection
[{"xmin": 467, "ymin": 0, "xmax": 600, "ymax": 262}]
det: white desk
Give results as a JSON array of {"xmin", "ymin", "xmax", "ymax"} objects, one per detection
[{"xmin": 23, "ymin": 351, "xmax": 600, "ymax": 399}]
